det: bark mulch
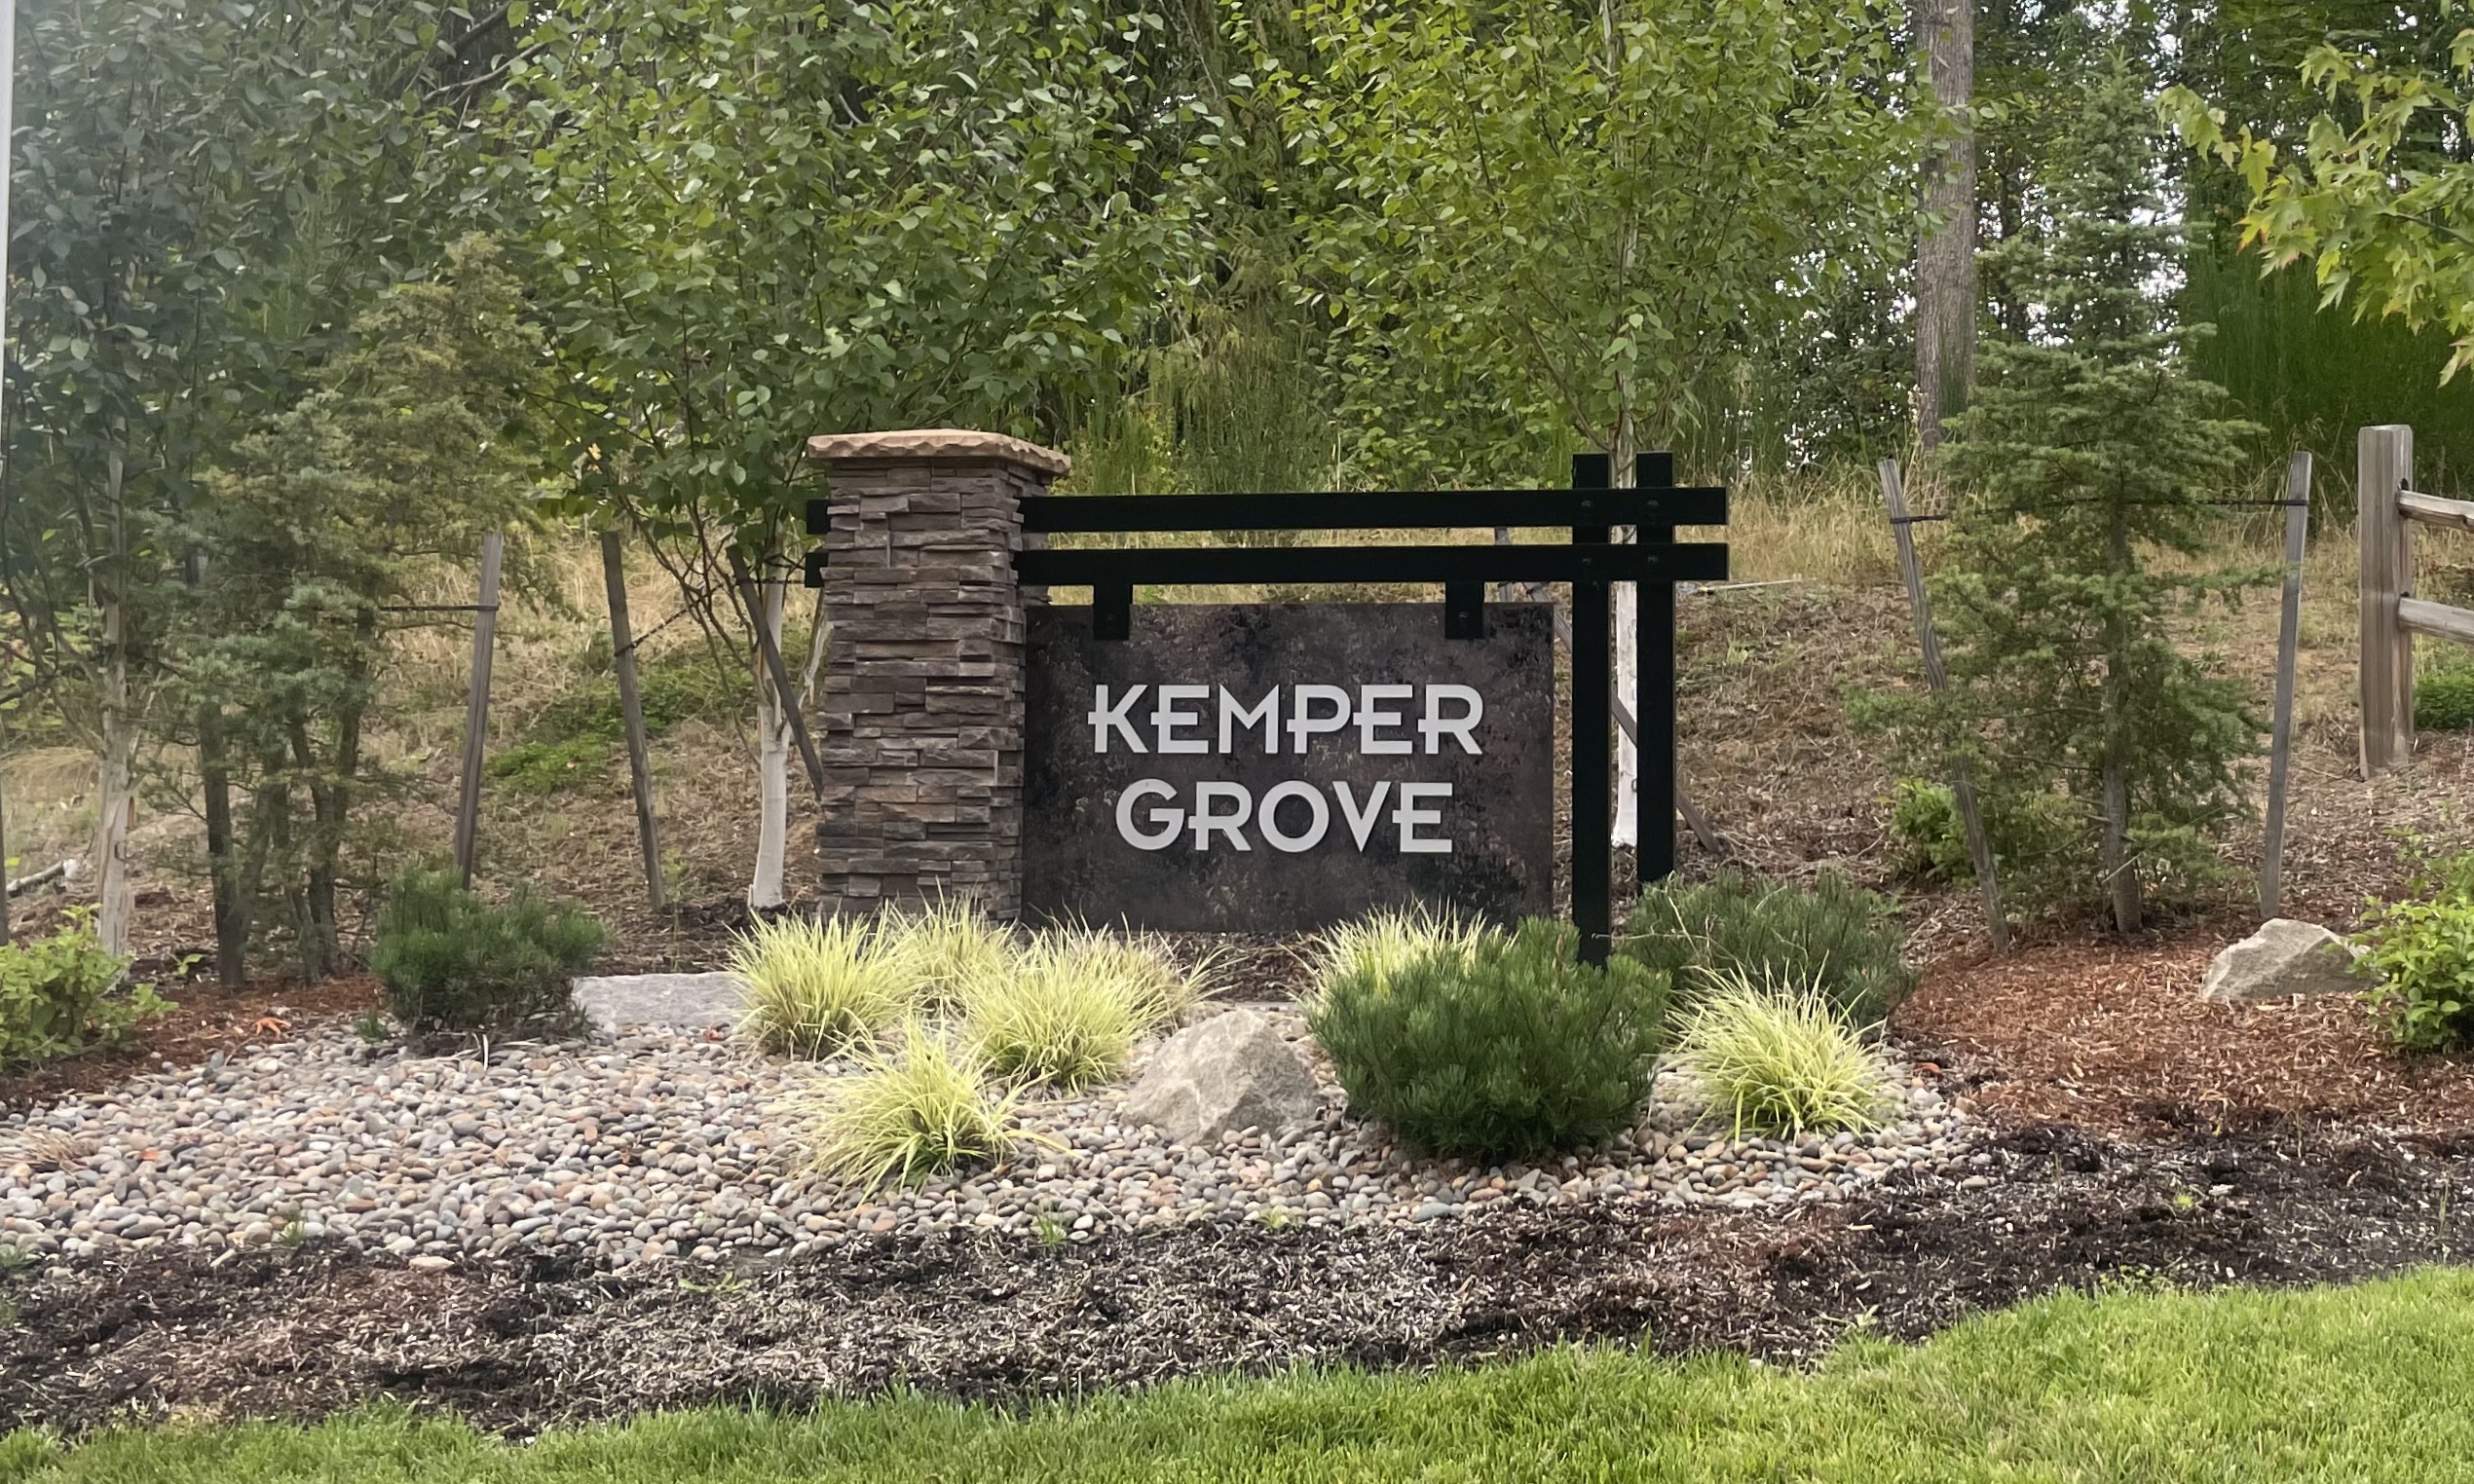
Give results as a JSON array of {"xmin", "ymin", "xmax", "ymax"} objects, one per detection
[
  {"xmin": 2, "ymin": 1122, "xmax": 2465, "ymax": 1439},
  {"xmin": 1894, "ymin": 932, "xmax": 2474, "ymax": 1139}
]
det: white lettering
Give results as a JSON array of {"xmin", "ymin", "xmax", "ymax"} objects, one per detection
[
  {"xmin": 1420, "ymin": 685, "xmax": 1484, "ymax": 756},
  {"xmin": 1115, "ymin": 779, "xmax": 1181, "ymax": 849},
  {"xmin": 1358, "ymin": 685, "xmax": 1414, "ymax": 755},
  {"xmin": 1332, "ymin": 781, "xmax": 1392, "ymax": 850},
  {"xmin": 1218, "ymin": 686, "xmax": 1280, "ymax": 755},
  {"xmin": 1089, "ymin": 686, "xmax": 1147, "ymax": 754},
  {"xmin": 1152, "ymin": 685, "xmax": 1211, "ymax": 755},
  {"xmin": 1288, "ymin": 684, "xmax": 1353, "ymax": 754},
  {"xmin": 1189, "ymin": 782, "xmax": 1254, "ymax": 850},
  {"xmin": 1395, "ymin": 782, "xmax": 1452, "ymax": 853},
  {"xmin": 1256, "ymin": 781, "xmax": 1331, "ymax": 852}
]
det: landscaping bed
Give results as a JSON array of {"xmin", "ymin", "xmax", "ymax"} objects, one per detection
[{"xmin": 0, "ymin": 1118, "xmax": 2463, "ymax": 1438}]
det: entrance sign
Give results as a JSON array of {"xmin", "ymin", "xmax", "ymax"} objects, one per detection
[
  {"xmin": 1010, "ymin": 452, "xmax": 1729, "ymax": 962},
  {"xmin": 1025, "ymin": 604, "xmax": 1555, "ymax": 930}
]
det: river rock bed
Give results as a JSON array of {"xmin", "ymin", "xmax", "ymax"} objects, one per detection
[{"xmin": 0, "ymin": 1010, "xmax": 1977, "ymax": 1272}]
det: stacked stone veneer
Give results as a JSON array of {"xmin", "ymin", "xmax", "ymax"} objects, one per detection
[{"xmin": 806, "ymin": 428, "xmax": 1065, "ymax": 919}]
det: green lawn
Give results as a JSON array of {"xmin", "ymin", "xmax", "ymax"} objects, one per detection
[{"xmin": 8, "ymin": 1269, "xmax": 2474, "ymax": 1482}]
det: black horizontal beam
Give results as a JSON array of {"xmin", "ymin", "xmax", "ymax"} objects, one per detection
[
  {"xmin": 1015, "ymin": 542, "xmax": 1729, "ymax": 587},
  {"xmin": 1018, "ymin": 489, "xmax": 1727, "ymax": 534}
]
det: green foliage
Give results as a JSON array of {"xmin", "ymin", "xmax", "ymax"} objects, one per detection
[
  {"xmin": 956, "ymin": 931, "xmax": 1203, "ymax": 1091},
  {"xmin": 1670, "ymin": 967, "xmax": 1894, "ymax": 1138},
  {"xmin": 1309, "ymin": 917, "xmax": 1668, "ymax": 1159},
  {"xmin": 2356, "ymin": 851, "xmax": 2474, "ymax": 1052},
  {"xmin": 1263, "ymin": 0, "xmax": 1928, "ymax": 486},
  {"xmin": 1621, "ymin": 870, "xmax": 1913, "ymax": 1027},
  {"xmin": 875, "ymin": 897, "xmax": 1018, "ymax": 1009},
  {"xmin": 179, "ymin": 238, "xmax": 551, "ymax": 980},
  {"xmin": 1885, "ymin": 779, "xmax": 2090, "ymax": 916},
  {"xmin": 1309, "ymin": 906, "xmax": 1482, "ymax": 997},
  {"xmin": 1879, "ymin": 56, "xmax": 2264, "ymax": 931},
  {"xmin": 804, "ymin": 1028, "xmax": 1029, "ymax": 1189},
  {"xmin": 2169, "ymin": 31, "xmax": 2474, "ymax": 385},
  {"xmin": 485, "ymin": 739, "xmax": 610, "ymax": 796},
  {"xmin": 731, "ymin": 917, "xmax": 915, "ymax": 1059},
  {"xmin": 2417, "ymin": 649, "xmax": 2474, "ymax": 731},
  {"xmin": 530, "ymin": 650, "xmax": 742, "ymax": 749},
  {"xmin": 368, "ymin": 868, "xmax": 603, "ymax": 1032},
  {"xmin": 0, "ymin": 909, "xmax": 169, "ymax": 1071}
]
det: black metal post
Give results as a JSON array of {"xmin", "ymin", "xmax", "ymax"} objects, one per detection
[
  {"xmin": 1571, "ymin": 452, "xmax": 1613, "ymax": 965},
  {"xmin": 1634, "ymin": 451, "xmax": 1677, "ymax": 890}
]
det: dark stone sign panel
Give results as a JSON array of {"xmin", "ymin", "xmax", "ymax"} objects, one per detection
[{"xmin": 1024, "ymin": 603, "xmax": 1555, "ymax": 932}]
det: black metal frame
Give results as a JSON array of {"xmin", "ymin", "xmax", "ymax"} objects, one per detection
[{"xmin": 819, "ymin": 454, "xmax": 1726, "ymax": 961}]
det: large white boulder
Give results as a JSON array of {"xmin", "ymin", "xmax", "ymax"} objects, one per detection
[
  {"xmin": 1123, "ymin": 1009, "xmax": 1323, "ymax": 1145},
  {"xmin": 571, "ymin": 971, "xmax": 748, "ymax": 1033},
  {"xmin": 2199, "ymin": 919, "xmax": 2371, "ymax": 1003}
]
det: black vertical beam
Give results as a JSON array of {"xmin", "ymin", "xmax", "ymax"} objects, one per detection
[
  {"xmin": 1634, "ymin": 451, "xmax": 1677, "ymax": 892},
  {"xmin": 1570, "ymin": 452, "xmax": 1613, "ymax": 966}
]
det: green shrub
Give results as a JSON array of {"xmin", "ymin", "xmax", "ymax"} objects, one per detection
[
  {"xmin": 732, "ymin": 915, "xmax": 916, "ymax": 1058},
  {"xmin": 1309, "ymin": 917, "xmax": 1668, "ymax": 1159},
  {"xmin": 1310, "ymin": 905, "xmax": 1483, "ymax": 995},
  {"xmin": 0, "ymin": 909, "xmax": 169, "ymax": 1070},
  {"xmin": 2417, "ymin": 651, "xmax": 2474, "ymax": 731},
  {"xmin": 1886, "ymin": 778, "xmax": 2087, "ymax": 912},
  {"xmin": 369, "ymin": 867, "xmax": 603, "ymax": 1031},
  {"xmin": 1671, "ymin": 966, "xmax": 1895, "ymax": 1137},
  {"xmin": 484, "ymin": 738, "xmax": 610, "ymax": 795},
  {"xmin": 957, "ymin": 929, "xmax": 1204, "ymax": 1090},
  {"xmin": 531, "ymin": 649, "xmax": 741, "ymax": 747},
  {"xmin": 2357, "ymin": 852, "xmax": 2474, "ymax": 1052},
  {"xmin": 804, "ymin": 1027, "xmax": 1031, "ymax": 1188},
  {"xmin": 1620, "ymin": 869, "xmax": 1911, "ymax": 1026}
]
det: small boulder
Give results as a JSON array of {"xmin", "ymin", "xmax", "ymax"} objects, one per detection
[
  {"xmin": 572, "ymin": 971, "xmax": 748, "ymax": 1034},
  {"xmin": 2200, "ymin": 919, "xmax": 2372, "ymax": 1003},
  {"xmin": 1124, "ymin": 1009, "xmax": 1323, "ymax": 1145}
]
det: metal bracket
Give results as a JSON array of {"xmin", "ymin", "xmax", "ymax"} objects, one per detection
[
  {"xmin": 1093, "ymin": 581, "xmax": 1133, "ymax": 641},
  {"xmin": 1443, "ymin": 579, "xmax": 1485, "ymax": 639}
]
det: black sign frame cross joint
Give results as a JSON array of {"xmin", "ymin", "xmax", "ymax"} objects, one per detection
[{"xmin": 1010, "ymin": 452, "xmax": 1728, "ymax": 965}]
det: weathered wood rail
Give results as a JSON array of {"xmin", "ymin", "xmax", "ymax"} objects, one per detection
[{"xmin": 2360, "ymin": 424, "xmax": 2474, "ymax": 772}]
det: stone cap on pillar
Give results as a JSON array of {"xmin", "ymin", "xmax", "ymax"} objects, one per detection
[{"xmin": 805, "ymin": 427, "xmax": 1070, "ymax": 477}]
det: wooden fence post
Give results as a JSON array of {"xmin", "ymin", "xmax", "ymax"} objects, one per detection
[
  {"xmin": 2359, "ymin": 425, "xmax": 2415, "ymax": 775},
  {"xmin": 452, "ymin": 531, "xmax": 504, "ymax": 887},
  {"xmin": 1878, "ymin": 459, "xmax": 2010, "ymax": 952},
  {"xmin": 601, "ymin": 530, "xmax": 668, "ymax": 912},
  {"xmin": 2261, "ymin": 451, "xmax": 2311, "ymax": 920}
]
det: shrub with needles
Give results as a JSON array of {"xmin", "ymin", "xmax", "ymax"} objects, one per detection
[
  {"xmin": 1671, "ymin": 966, "xmax": 1894, "ymax": 1139},
  {"xmin": 958, "ymin": 928, "xmax": 1207, "ymax": 1091},
  {"xmin": 804, "ymin": 1027, "xmax": 1028, "ymax": 1188},
  {"xmin": 732, "ymin": 915, "xmax": 914, "ymax": 1058}
]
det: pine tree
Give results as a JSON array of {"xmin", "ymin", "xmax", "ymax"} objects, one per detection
[{"xmin": 1929, "ymin": 53, "xmax": 2263, "ymax": 934}]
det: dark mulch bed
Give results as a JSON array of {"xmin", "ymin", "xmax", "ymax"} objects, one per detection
[
  {"xmin": 0, "ymin": 974, "xmax": 385, "ymax": 1114},
  {"xmin": 1894, "ymin": 934, "xmax": 2474, "ymax": 1138},
  {"xmin": 5, "ymin": 1122, "xmax": 2468, "ymax": 1438}
]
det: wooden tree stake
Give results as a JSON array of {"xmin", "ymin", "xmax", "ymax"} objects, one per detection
[
  {"xmin": 601, "ymin": 531, "xmax": 668, "ymax": 912},
  {"xmin": 2358, "ymin": 425, "xmax": 2415, "ymax": 774},
  {"xmin": 1879, "ymin": 459, "xmax": 2010, "ymax": 951},
  {"xmin": 452, "ymin": 531, "xmax": 504, "ymax": 887},
  {"xmin": 2261, "ymin": 451, "xmax": 2311, "ymax": 920}
]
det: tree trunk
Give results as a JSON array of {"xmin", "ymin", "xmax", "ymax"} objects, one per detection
[
  {"xmin": 2099, "ymin": 507, "xmax": 2140, "ymax": 935},
  {"xmin": 94, "ymin": 621, "xmax": 136, "ymax": 957},
  {"xmin": 1913, "ymin": 0, "xmax": 1976, "ymax": 450},
  {"xmin": 748, "ymin": 572, "xmax": 790, "ymax": 912},
  {"xmin": 0, "ymin": 719, "xmax": 10, "ymax": 945},
  {"xmin": 200, "ymin": 703, "xmax": 244, "ymax": 986}
]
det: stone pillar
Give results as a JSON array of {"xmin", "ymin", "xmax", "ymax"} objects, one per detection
[{"xmin": 805, "ymin": 428, "xmax": 1067, "ymax": 918}]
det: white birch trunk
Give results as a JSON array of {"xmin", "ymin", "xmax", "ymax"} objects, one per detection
[
  {"xmin": 94, "ymin": 600, "xmax": 134, "ymax": 954},
  {"xmin": 747, "ymin": 576, "xmax": 790, "ymax": 911}
]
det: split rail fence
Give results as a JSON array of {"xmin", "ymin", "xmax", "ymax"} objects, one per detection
[{"xmin": 2360, "ymin": 424, "xmax": 2474, "ymax": 774}]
